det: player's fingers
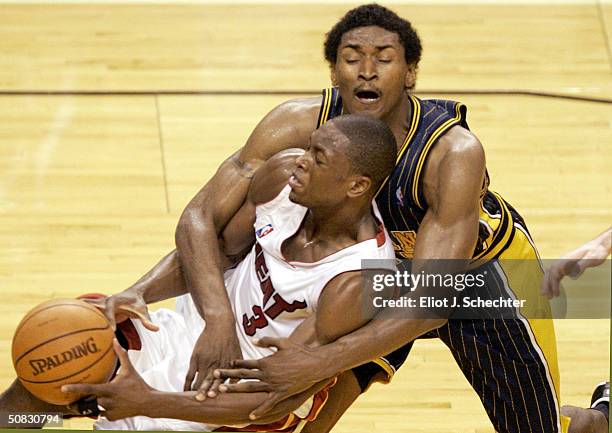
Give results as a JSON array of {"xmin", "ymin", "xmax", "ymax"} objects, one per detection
[
  {"xmin": 540, "ymin": 270, "xmax": 553, "ymax": 298},
  {"xmin": 118, "ymin": 305, "xmax": 159, "ymax": 332},
  {"xmin": 206, "ymin": 378, "xmax": 224, "ymax": 399},
  {"xmin": 550, "ymin": 272, "xmax": 563, "ymax": 298},
  {"xmin": 542, "ymin": 265, "xmax": 564, "ymax": 299},
  {"xmin": 62, "ymin": 383, "xmax": 106, "ymax": 397},
  {"xmin": 99, "ymin": 401, "xmax": 116, "ymax": 421},
  {"xmin": 112, "ymin": 339, "xmax": 135, "ymax": 373},
  {"xmin": 255, "ymin": 336, "xmax": 286, "ymax": 350},
  {"xmin": 214, "ymin": 368, "xmax": 262, "ymax": 381},
  {"xmin": 97, "ymin": 397, "xmax": 113, "ymax": 411},
  {"xmin": 561, "ymin": 259, "xmax": 581, "ymax": 280},
  {"xmin": 184, "ymin": 360, "xmax": 197, "ymax": 392},
  {"xmin": 249, "ymin": 394, "xmax": 281, "ymax": 420},
  {"xmin": 82, "ymin": 297, "xmax": 107, "ymax": 310},
  {"xmin": 231, "ymin": 359, "xmax": 260, "ymax": 369},
  {"xmin": 218, "ymin": 381, "xmax": 270, "ymax": 394},
  {"xmin": 104, "ymin": 298, "xmax": 118, "ymax": 331},
  {"xmin": 212, "ymin": 368, "xmax": 242, "ymax": 383},
  {"xmin": 571, "ymin": 259, "xmax": 589, "ymax": 279},
  {"xmin": 194, "ymin": 373, "xmax": 213, "ymax": 401},
  {"xmin": 194, "ymin": 369, "xmax": 213, "ymax": 392}
]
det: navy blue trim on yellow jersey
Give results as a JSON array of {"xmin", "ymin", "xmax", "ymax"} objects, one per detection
[
  {"xmin": 374, "ymin": 94, "xmax": 421, "ymax": 197},
  {"xmin": 316, "ymin": 88, "xmax": 332, "ymax": 128},
  {"xmin": 412, "ymin": 101, "xmax": 467, "ymax": 210},
  {"xmin": 316, "ymin": 88, "xmax": 342, "ymax": 128}
]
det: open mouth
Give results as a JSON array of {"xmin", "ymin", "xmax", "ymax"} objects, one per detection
[
  {"xmin": 289, "ymin": 173, "xmax": 303, "ymax": 188},
  {"xmin": 355, "ymin": 89, "xmax": 381, "ymax": 104}
]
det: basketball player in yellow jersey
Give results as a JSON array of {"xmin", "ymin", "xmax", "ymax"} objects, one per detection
[
  {"xmin": 211, "ymin": 6, "xmax": 610, "ymax": 432},
  {"xmin": 60, "ymin": 4, "xmax": 603, "ymax": 433}
]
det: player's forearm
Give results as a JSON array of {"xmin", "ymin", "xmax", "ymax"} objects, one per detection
[
  {"xmin": 127, "ymin": 250, "xmax": 187, "ymax": 304},
  {"xmin": 144, "ymin": 386, "xmax": 316, "ymax": 426},
  {"xmin": 316, "ymin": 219, "xmax": 477, "ymax": 378},
  {"xmin": 316, "ymin": 314, "xmax": 445, "ymax": 379},
  {"xmin": 144, "ymin": 389, "xmax": 264, "ymax": 425},
  {"xmin": 594, "ymin": 226, "xmax": 612, "ymax": 255},
  {"xmin": 175, "ymin": 208, "xmax": 234, "ymax": 324}
]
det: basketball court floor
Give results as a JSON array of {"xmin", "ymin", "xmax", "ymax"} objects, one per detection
[{"xmin": 0, "ymin": 2, "xmax": 610, "ymax": 432}]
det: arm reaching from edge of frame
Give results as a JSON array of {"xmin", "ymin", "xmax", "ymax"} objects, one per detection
[{"xmin": 541, "ymin": 226, "xmax": 612, "ymax": 299}]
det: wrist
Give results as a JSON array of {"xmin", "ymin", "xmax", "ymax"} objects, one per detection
[
  {"xmin": 201, "ymin": 301, "xmax": 235, "ymax": 325},
  {"xmin": 124, "ymin": 283, "xmax": 146, "ymax": 300},
  {"xmin": 205, "ymin": 313, "xmax": 236, "ymax": 329},
  {"xmin": 141, "ymin": 390, "xmax": 168, "ymax": 419},
  {"xmin": 316, "ymin": 342, "xmax": 346, "ymax": 378}
]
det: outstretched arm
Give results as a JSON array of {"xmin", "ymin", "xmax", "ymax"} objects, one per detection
[
  {"xmin": 64, "ymin": 270, "xmax": 389, "ymax": 426},
  {"xmin": 63, "ymin": 339, "xmax": 327, "ymax": 426},
  {"xmin": 541, "ymin": 226, "xmax": 611, "ymax": 298}
]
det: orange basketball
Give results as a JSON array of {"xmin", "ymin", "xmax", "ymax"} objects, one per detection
[{"xmin": 11, "ymin": 298, "xmax": 117, "ymax": 405}]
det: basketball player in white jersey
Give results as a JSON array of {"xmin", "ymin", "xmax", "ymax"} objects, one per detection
[{"xmin": 0, "ymin": 114, "xmax": 398, "ymax": 432}]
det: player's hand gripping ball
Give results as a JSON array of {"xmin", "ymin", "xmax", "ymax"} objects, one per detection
[{"xmin": 12, "ymin": 298, "xmax": 117, "ymax": 405}]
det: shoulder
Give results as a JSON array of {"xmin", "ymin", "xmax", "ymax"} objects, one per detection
[
  {"xmin": 260, "ymin": 97, "xmax": 322, "ymax": 128},
  {"xmin": 239, "ymin": 96, "xmax": 322, "ymax": 163},
  {"xmin": 273, "ymin": 96, "xmax": 323, "ymax": 118},
  {"xmin": 321, "ymin": 268, "xmax": 393, "ymax": 300},
  {"xmin": 249, "ymin": 148, "xmax": 305, "ymax": 206},
  {"xmin": 325, "ymin": 270, "xmax": 364, "ymax": 291},
  {"xmin": 437, "ymin": 126, "xmax": 484, "ymax": 162},
  {"xmin": 428, "ymin": 126, "xmax": 485, "ymax": 175},
  {"xmin": 421, "ymin": 126, "xmax": 486, "ymax": 211}
]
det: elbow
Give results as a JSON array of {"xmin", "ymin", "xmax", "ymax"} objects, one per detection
[{"xmin": 175, "ymin": 206, "xmax": 211, "ymax": 245}]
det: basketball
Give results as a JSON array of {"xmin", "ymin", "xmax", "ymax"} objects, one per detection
[{"xmin": 11, "ymin": 299, "xmax": 117, "ymax": 405}]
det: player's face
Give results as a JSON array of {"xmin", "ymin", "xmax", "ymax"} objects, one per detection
[
  {"xmin": 288, "ymin": 126, "xmax": 353, "ymax": 208},
  {"xmin": 332, "ymin": 26, "xmax": 414, "ymax": 119}
]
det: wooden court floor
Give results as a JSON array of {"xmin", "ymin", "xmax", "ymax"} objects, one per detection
[{"xmin": 0, "ymin": 3, "xmax": 610, "ymax": 433}]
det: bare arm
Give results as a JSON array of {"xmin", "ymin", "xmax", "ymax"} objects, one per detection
[
  {"xmin": 82, "ymin": 271, "xmax": 394, "ymax": 426},
  {"xmin": 176, "ymin": 100, "xmax": 316, "ymax": 319},
  {"xmin": 65, "ymin": 341, "xmax": 327, "ymax": 427},
  {"xmin": 176, "ymin": 99, "xmax": 319, "ymax": 394},
  {"xmin": 129, "ymin": 250, "xmax": 187, "ymax": 303},
  {"xmin": 217, "ymin": 127, "xmax": 487, "ymax": 418},
  {"xmin": 307, "ymin": 126, "xmax": 485, "ymax": 376},
  {"xmin": 177, "ymin": 99, "xmax": 317, "ymax": 309},
  {"xmin": 541, "ymin": 225, "xmax": 612, "ymax": 298},
  {"xmin": 220, "ymin": 148, "xmax": 305, "ymax": 259},
  {"xmin": 96, "ymin": 146, "xmax": 306, "ymax": 339},
  {"xmin": 175, "ymin": 271, "xmax": 388, "ymax": 424}
]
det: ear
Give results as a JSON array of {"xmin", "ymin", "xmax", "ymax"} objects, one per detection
[
  {"xmin": 330, "ymin": 67, "xmax": 338, "ymax": 87},
  {"xmin": 347, "ymin": 175, "xmax": 373, "ymax": 199},
  {"xmin": 404, "ymin": 64, "xmax": 417, "ymax": 90}
]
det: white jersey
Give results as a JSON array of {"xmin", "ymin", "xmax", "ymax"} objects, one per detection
[
  {"xmin": 179, "ymin": 185, "xmax": 396, "ymax": 360},
  {"xmin": 97, "ymin": 186, "xmax": 396, "ymax": 431}
]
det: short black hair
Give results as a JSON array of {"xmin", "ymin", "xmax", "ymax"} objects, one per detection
[
  {"xmin": 324, "ymin": 4, "xmax": 422, "ymax": 66},
  {"xmin": 329, "ymin": 114, "xmax": 397, "ymax": 192}
]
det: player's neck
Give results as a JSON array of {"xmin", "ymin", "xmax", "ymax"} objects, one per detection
[
  {"xmin": 381, "ymin": 92, "xmax": 413, "ymax": 150},
  {"xmin": 305, "ymin": 199, "xmax": 373, "ymax": 244}
]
